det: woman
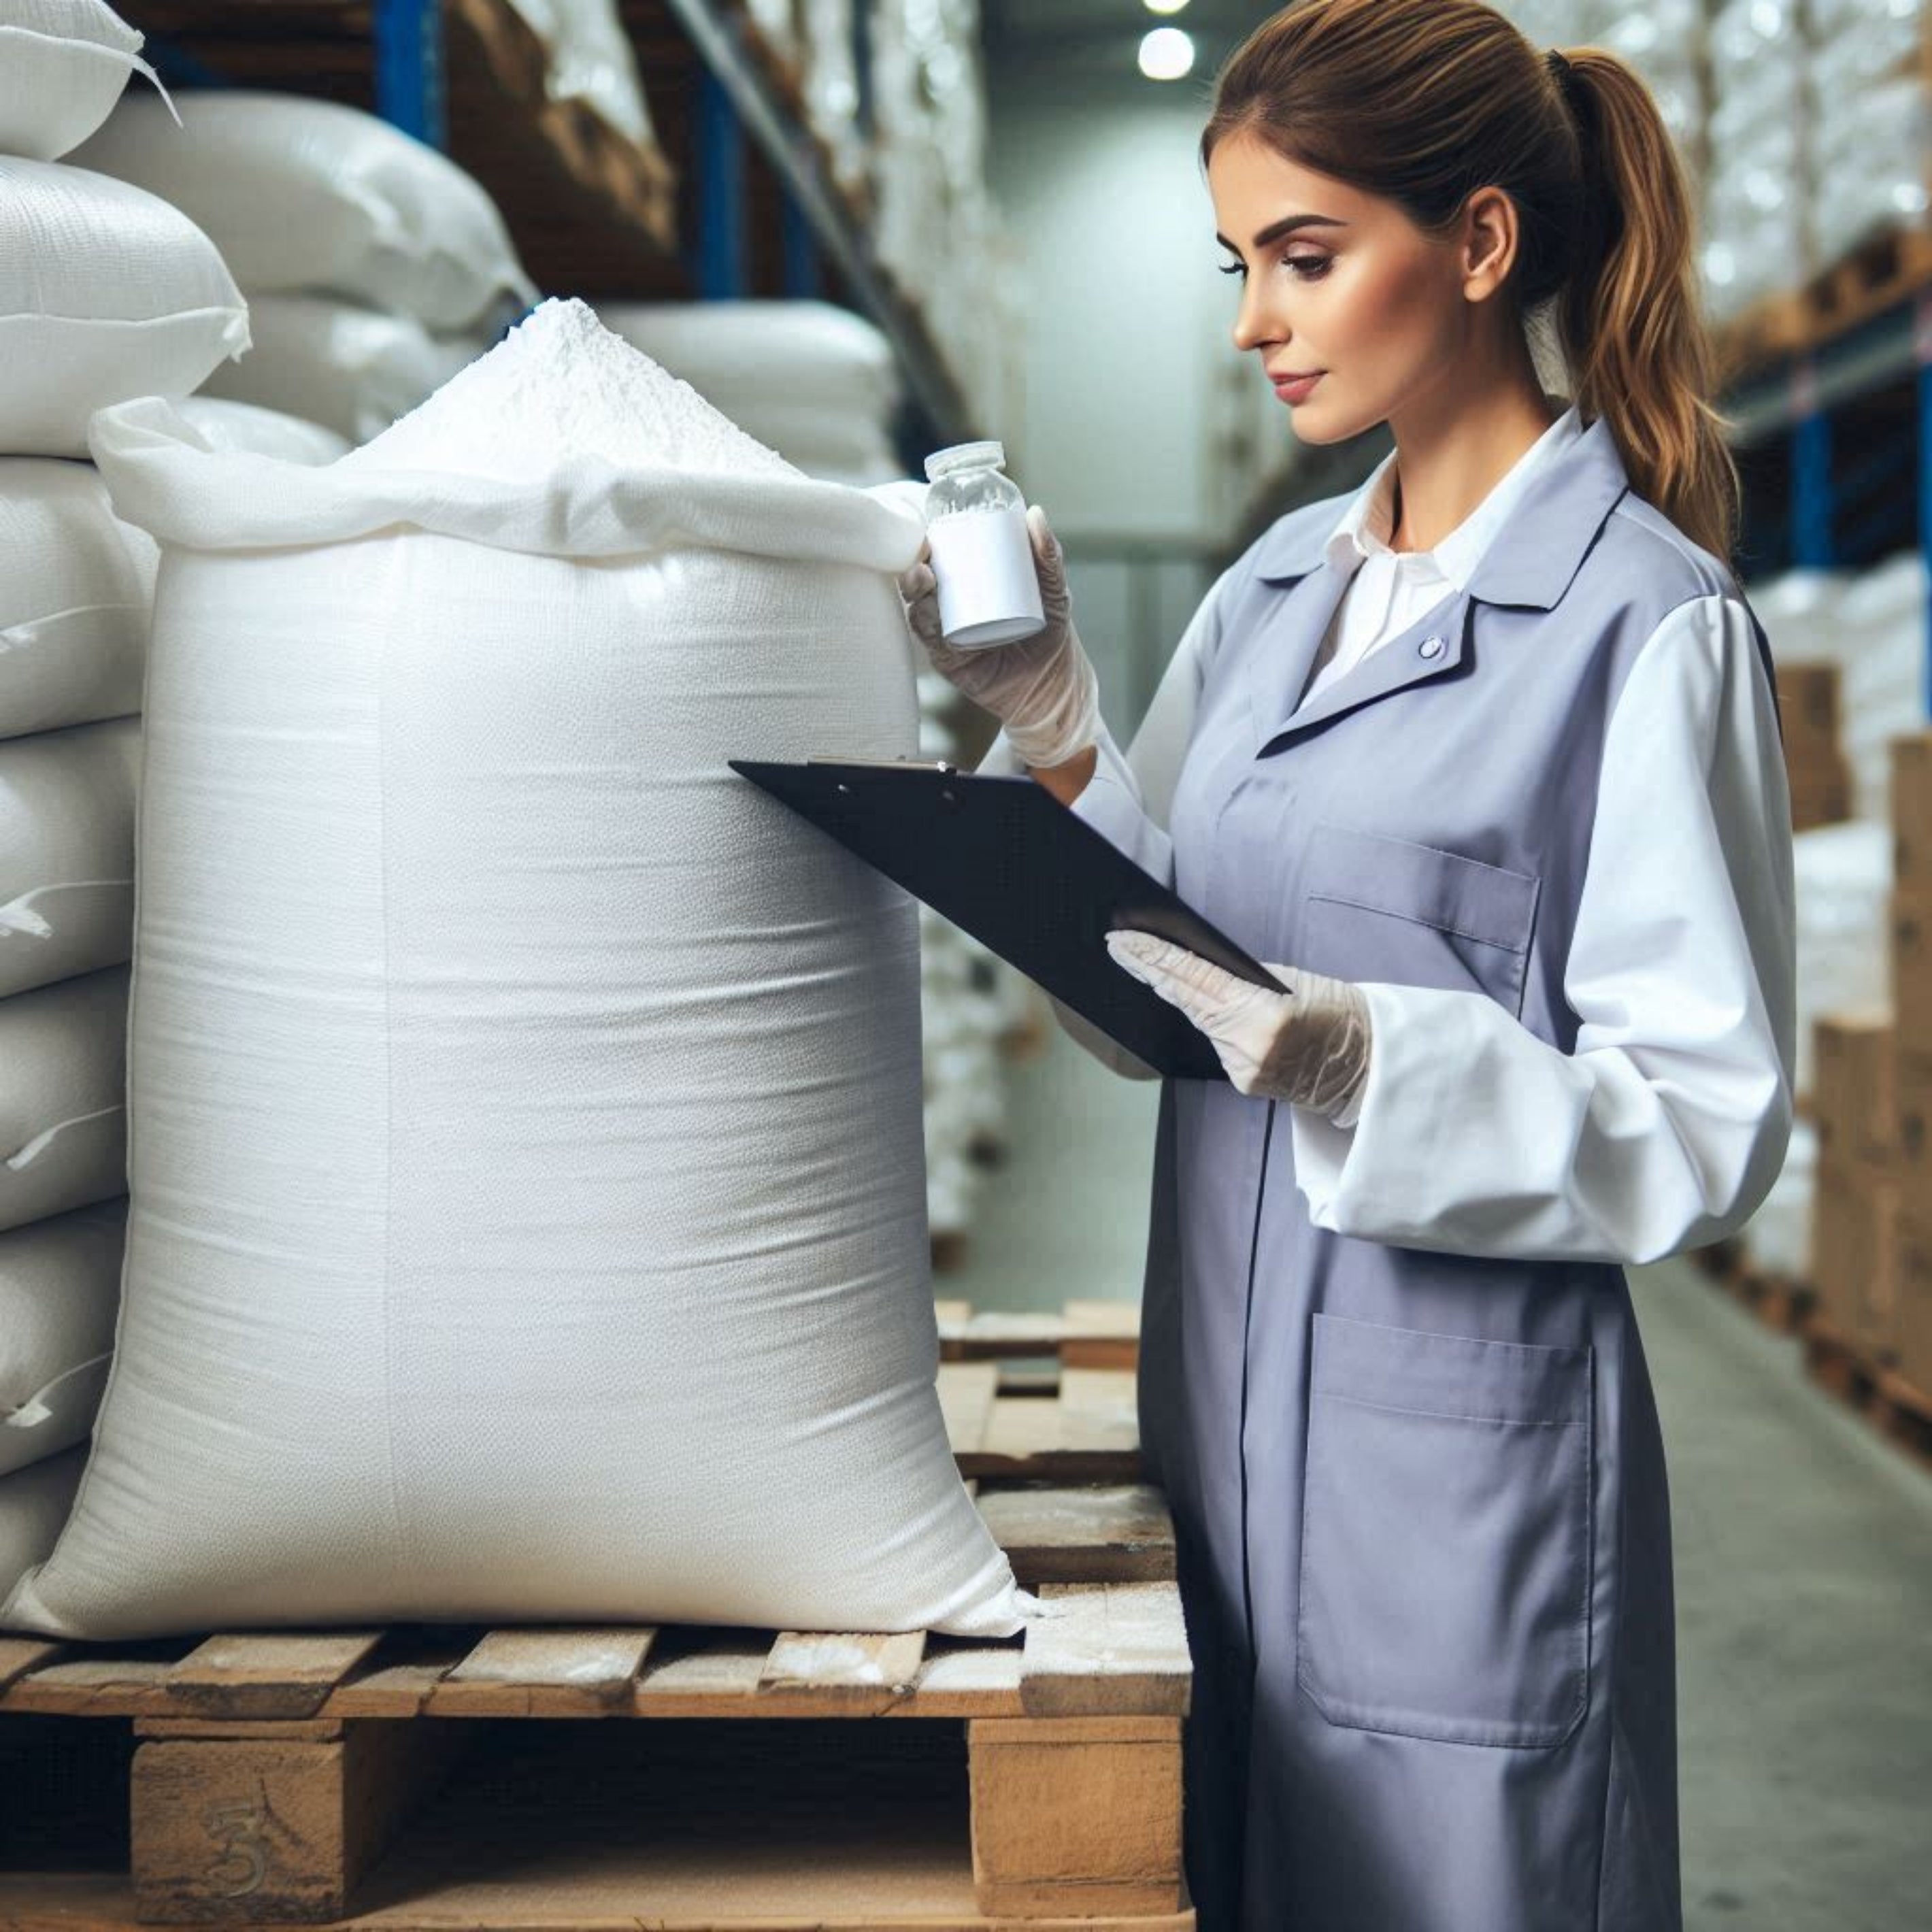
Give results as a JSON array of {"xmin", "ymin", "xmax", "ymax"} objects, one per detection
[{"xmin": 902, "ymin": 3, "xmax": 1795, "ymax": 1928}]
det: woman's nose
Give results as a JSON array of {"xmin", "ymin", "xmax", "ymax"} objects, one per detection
[{"xmin": 1232, "ymin": 285, "xmax": 1284, "ymax": 354}]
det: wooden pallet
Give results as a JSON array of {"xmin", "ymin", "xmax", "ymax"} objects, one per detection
[
  {"xmin": 1712, "ymin": 288, "xmax": 1810, "ymax": 382},
  {"xmin": 940, "ymin": 1363, "xmax": 1141, "ymax": 1484},
  {"xmin": 0, "ymin": 1484, "xmax": 1192, "ymax": 1928},
  {"xmin": 1803, "ymin": 1310, "xmax": 1881, "ymax": 1412},
  {"xmin": 1869, "ymin": 1363, "xmax": 1932, "ymax": 1469},
  {"xmin": 936, "ymin": 1298, "xmax": 1142, "ymax": 1373},
  {"xmin": 1690, "ymin": 1241, "xmax": 1815, "ymax": 1337},
  {"xmin": 1793, "ymin": 1312, "xmax": 1932, "ymax": 1472},
  {"xmin": 1803, "ymin": 223, "xmax": 1932, "ymax": 348}
]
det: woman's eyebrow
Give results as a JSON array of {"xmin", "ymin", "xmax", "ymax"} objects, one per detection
[{"xmin": 1216, "ymin": 213, "xmax": 1350, "ymax": 254}]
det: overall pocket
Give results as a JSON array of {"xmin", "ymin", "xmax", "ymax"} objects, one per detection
[
  {"xmin": 1297, "ymin": 1313, "xmax": 1595, "ymax": 1749},
  {"xmin": 1300, "ymin": 822, "xmax": 1539, "ymax": 1016}
]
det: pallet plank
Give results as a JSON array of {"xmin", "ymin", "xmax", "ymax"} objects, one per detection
[
  {"xmin": 3, "ymin": 1654, "xmax": 179, "ymax": 1717},
  {"xmin": 756, "ymin": 1629, "xmax": 928, "ymax": 1714},
  {"xmin": 978, "ymin": 1484, "xmax": 1174, "ymax": 1587},
  {"xmin": 963, "ymin": 1371, "xmax": 1142, "ymax": 1482},
  {"xmin": 427, "ymin": 1629, "xmax": 658, "ymax": 1718},
  {"xmin": 1021, "ymin": 1583, "xmax": 1191, "ymax": 1719},
  {"xmin": 0, "ymin": 1637, "xmax": 67, "ymax": 1699},
  {"xmin": 163, "ymin": 1633, "xmax": 386, "ymax": 1722},
  {"xmin": 632, "ymin": 1629, "xmax": 774, "ymax": 1712}
]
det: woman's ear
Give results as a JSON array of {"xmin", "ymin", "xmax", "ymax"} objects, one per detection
[{"xmin": 1460, "ymin": 186, "xmax": 1520, "ymax": 303}]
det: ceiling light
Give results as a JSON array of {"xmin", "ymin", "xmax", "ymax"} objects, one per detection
[
  {"xmin": 1145, "ymin": 0, "xmax": 1191, "ymax": 14},
  {"xmin": 1139, "ymin": 27, "xmax": 1195, "ymax": 80}
]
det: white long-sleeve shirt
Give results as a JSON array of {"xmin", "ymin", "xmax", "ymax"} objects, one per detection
[{"xmin": 997, "ymin": 415, "xmax": 1797, "ymax": 1268}]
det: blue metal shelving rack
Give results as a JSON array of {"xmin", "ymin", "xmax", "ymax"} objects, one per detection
[{"xmin": 1727, "ymin": 285, "xmax": 1932, "ymax": 716}]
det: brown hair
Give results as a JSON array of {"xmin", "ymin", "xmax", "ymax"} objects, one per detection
[{"xmin": 1203, "ymin": 0, "xmax": 1739, "ymax": 565}]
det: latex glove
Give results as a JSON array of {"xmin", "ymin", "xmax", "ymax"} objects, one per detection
[
  {"xmin": 1106, "ymin": 931, "xmax": 1373, "ymax": 1122},
  {"xmin": 898, "ymin": 504, "xmax": 1101, "ymax": 771}
]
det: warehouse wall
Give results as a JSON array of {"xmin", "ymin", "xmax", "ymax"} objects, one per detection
[{"xmin": 984, "ymin": 76, "xmax": 1257, "ymax": 726}]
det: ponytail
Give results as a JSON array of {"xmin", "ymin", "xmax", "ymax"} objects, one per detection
[{"xmin": 1549, "ymin": 47, "xmax": 1739, "ymax": 565}]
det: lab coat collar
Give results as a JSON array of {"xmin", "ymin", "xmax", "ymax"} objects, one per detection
[
  {"xmin": 1319, "ymin": 405, "xmax": 1582, "ymax": 591},
  {"xmin": 1254, "ymin": 411, "xmax": 1628, "ymax": 612}
]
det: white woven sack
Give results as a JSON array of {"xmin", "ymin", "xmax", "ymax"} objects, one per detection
[
  {"xmin": 0, "ymin": 460, "xmax": 154, "ymax": 741},
  {"xmin": 70, "ymin": 91, "xmax": 536, "ymax": 331},
  {"xmin": 0, "ymin": 1199, "xmax": 124, "ymax": 1477},
  {"xmin": 0, "ymin": 0, "xmax": 163, "ymax": 162},
  {"xmin": 199, "ymin": 295, "xmax": 484, "ymax": 444},
  {"xmin": 6, "ymin": 303, "xmax": 1027, "ymax": 1639},
  {"xmin": 598, "ymin": 301, "xmax": 901, "ymax": 424},
  {"xmin": 0, "ymin": 1448, "xmax": 84, "ymax": 1600},
  {"xmin": 0, "ymin": 160, "xmax": 247, "ymax": 460},
  {"xmin": 171, "ymin": 396, "xmax": 350, "ymax": 465},
  {"xmin": 0, "ymin": 967, "xmax": 127, "ymax": 1237},
  {"xmin": 1, "ymin": 719, "xmax": 140, "ymax": 999}
]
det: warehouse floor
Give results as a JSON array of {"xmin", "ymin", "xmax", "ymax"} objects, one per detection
[{"xmin": 952, "ymin": 1027, "xmax": 1932, "ymax": 1932}]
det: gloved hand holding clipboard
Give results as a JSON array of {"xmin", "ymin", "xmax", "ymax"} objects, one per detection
[{"xmin": 729, "ymin": 756, "xmax": 1287, "ymax": 1082}]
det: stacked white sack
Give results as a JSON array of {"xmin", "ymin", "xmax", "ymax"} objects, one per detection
[
  {"xmin": 866, "ymin": 0, "xmax": 1016, "ymax": 427},
  {"xmin": 500, "ymin": 0, "xmax": 658, "ymax": 148},
  {"xmin": 72, "ymin": 93, "xmax": 535, "ymax": 443},
  {"xmin": 0, "ymin": 1448, "xmax": 84, "ymax": 1605},
  {"xmin": 1, "ymin": 1202, "xmax": 124, "ymax": 1476},
  {"xmin": 0, "ymin": 156, "xmax": 247, "ymax": 457},
  {"xmin": 0, "ymin": 11, "xmax": 200, "ymax": 1515},
  {"xmin": 1752, "ymin": 559, "xmax": 1927, "ymax": 823},
  {"xmin": 1700, "ymin": 0, "xmax": 1809, "ymax": 324},
  {"xmin": 801, "ymin": 0, "xmax": 867, "ymax": 194},
  {"xmin": 1738, "ymin": 561, "xmax": 1927, "ymax": 1280},
  {"xmin": 4, "ymin": 299, "xmax": 1027, "ymax": 1641},
  {"xmin": 1805, "ymin": 0, "xmax": 1928, "ymax": 267},
  {"xmin": 0, "ymin": 0, "xmax": 162, "ymax": 160},
  {"xmin": 0, "ymin": 969, "xmax": 128, "ymax": 1235},
  {"xmin": 598, "ymin": 301, "xmax": 905, "ymax": 486}
]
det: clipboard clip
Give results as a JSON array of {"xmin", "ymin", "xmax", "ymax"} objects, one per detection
[{"xmin": 806, "ymin": 755, "xmax": 959, "ymax": 775}]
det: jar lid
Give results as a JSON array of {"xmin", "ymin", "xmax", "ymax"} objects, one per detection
[{"xmin": 924, "ymin": 440, "xmax": 1007, "ymax": 482}]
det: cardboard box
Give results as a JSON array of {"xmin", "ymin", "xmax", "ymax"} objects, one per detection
[
  {"xmin": 1810, "ymin": 1158, "xmax": 1901, "ymax": 1362},
  {"xmin": 1893, "ymin": 1213, "xmax": 1932, "ymax": 1393},
  {"xmin": 1788, "ymin": 758, "xmax": 1852, "ymax": 833},
  {"xmin": 1890, "ymin": 890, "xmax": 1932, "ymax": 1061},
  {"xmin": 1776, "ymin": 661, "xmax": 1840, "ymax": 752},
  {"xmin": 1893, "ymin": 1052, "xmax": 1932, "ymax": 1193},
  {"xmin": 1811, "ymin": 1009, "xmax": 1897, "ymax": 1167},
  {"xmin": 1895, "ymin": 733, "xmax": 1932, "ymax": 890}
]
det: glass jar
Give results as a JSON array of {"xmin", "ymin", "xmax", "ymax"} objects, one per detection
[{"xmin": 922, "ymin": 441, "xmax": 1047, "ymax": 650}]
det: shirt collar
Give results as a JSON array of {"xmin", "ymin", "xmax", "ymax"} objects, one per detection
[{"xmin": 1321, "ymin": 401, "xmax": 1585, "ymax": 591}]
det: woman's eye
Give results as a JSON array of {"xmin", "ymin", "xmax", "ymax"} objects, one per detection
[
  {"xmin": 1284, "ymin": 254, "xmax": 1332, "ymax": 280},
  {"xmin": 1218, "ymin": 260, "xmax": 1247, "ymax": 279}
]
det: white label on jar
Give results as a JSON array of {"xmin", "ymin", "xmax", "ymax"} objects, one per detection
[{"xmin": 927, "ymin": 505, "xmax": 1046, "ymax": 649}]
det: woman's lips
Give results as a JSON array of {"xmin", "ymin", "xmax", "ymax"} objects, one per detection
[{"xmin": 1272, "ymin": 371, "xmax": 1324, "ymax": 405}]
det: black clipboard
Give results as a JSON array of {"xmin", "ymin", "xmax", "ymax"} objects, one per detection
[{"xmin": 729, "ymin": 757, "xmax": 1286, "ymax": 1082}]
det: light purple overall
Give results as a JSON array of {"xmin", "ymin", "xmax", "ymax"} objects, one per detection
[{"xmin": 1135, "ymin": 418, "xmax": 1776, "ymax": 1930}]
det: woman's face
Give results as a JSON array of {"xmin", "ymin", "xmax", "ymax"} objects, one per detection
[{"xmin": 1207, "ymin": 129, "xmax": 1498, "ymax": 446}]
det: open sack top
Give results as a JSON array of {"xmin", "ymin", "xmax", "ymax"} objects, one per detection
[{"xmin": 90, "ymin": 393, "xmax": 929, "ymax": 573}]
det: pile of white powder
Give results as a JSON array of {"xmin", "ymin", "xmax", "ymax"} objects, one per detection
[{"xmin": 344, "ymin": 297, "xmax": 799, "ymax": 482}]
